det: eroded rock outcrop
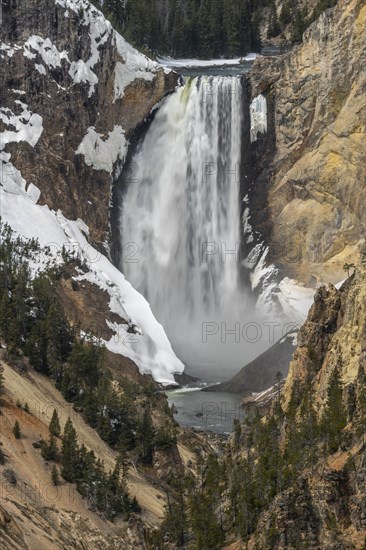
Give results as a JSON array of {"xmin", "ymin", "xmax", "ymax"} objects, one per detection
[
  {"xmin": 284, "ymin": 262, "xmax": 366, "ymax": 410},
  {"xmin": 248, "ymin": 0, "xmax": 366, "ymax": 285}
]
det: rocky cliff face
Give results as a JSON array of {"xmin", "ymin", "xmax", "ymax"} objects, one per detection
[
  {"xmin": 248, "ymin": 0, "xmax": 366, "ymax": 286},
  {"xmin": 0, "ymin": 0, "xmax": 177, "ymax": 246},
  {"xmin": 246, "ymin": 258, "xmax": 366, "ymax": 549},
  {"xmin": 284, "ymin": 259, "xmax": 366, "ymax": 411}
]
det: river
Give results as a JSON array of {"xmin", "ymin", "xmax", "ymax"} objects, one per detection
[{"xmin": 166, "ymin": 386, "xmax": 245, "ymax": 434}]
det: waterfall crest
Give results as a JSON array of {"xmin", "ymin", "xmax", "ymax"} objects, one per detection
[{"xmin": 120, "ymin": 76, "xmax": 260, "ymax": 379}]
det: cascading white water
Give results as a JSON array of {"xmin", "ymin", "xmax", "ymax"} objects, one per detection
[{"xmin": 120, "ymin": 76, "xmax": 261, "ymax": 380}]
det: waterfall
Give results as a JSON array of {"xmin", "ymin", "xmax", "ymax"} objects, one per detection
[{"xmin": 120, "ymin": 76, "xmax": 261, "ymax": 380}]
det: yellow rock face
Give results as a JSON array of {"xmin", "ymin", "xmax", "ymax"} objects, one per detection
[
  {"xmin": 283, "ymin": 262, "xmax": 366, "ymax": 412},
  {"xmin": 250, "ymin": 0, "xmax": 366, "ymax": 284}
]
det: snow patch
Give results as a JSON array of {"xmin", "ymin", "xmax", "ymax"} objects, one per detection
[
  {"xmin": 114, "ymin": 33, "xmax": 156, "ymax": 100},
  {"xmin": 249, "ymin": 247, "xmax": 276, "ymax": 290},
  {"xmin": 35, "ymin": 64, "xmax": 47, "ymax": 75},
  {"xmin": 335, "ymin": 279, "xmax": 346, "ymax": 289},
  {"xmin": 280, "ymin": 331, "xmax": 298, "ymax": 346},
  {"xmin": 26, "ymin": 182, "xmax": 41, "ymax": 203},
  {"xmin": 55, "ymin": 0, "xmax": 158, "ymax": 98},
  {"xmin": 0, "ymin": 99, "xmax": 43, "ymax": 213},
  {"xmin": 157, "ymin": 54, "xmax": 257, "ymax": 68},
  {"xmin": 277, "ymin": 278, "xmax": 315, "ymax": 323},
  {"xmin": 243, "ymin": 206, "xmax": 254, "ymax": 244},
  {"xmin": 0, "ymin": 43, "xmax": 21, "ymax": 58},
  {"xmin": 23, "ymin": 36, "xmax": 69, "ymax": 68},
  {"xmin": 243, "ymin": 240, "xmax": 313, "ymax": 324},
  {"xmin": 0, "ymin": 101, "xmax": 43, "ymax": 148},
  {"xmin": 0, "ymin": 153, "xmax": 27, "ymax": 195},
  {"xmin": 68, "ymin": 60, "xmax": 98, "ymax": 89},
  {"xmin": 76, "ymin": 126, "xmax": 128, "ymax": 173},
  {"xmin": 3, "ymin": 1, "xmax": 160, "ymax": 100}
]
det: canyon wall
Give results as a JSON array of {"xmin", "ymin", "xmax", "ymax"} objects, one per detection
[
  {"xmin": 248, "ymin": 0, "xmax": 366, "ymax": 286},
  {"xmin": 247, "ymin": 257, "xmax": 366, "ymax": 549},
  {"xmin": 0, "ymin": 0, "xmax": 177, "ymax": 246}
]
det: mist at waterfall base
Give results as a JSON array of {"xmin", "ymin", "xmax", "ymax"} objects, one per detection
[{"xmin": 120, "ymin": 76, "xmax": 279, "ymax": 383}]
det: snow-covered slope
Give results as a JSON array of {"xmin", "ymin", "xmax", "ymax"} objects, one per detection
[
  {"xmin": 0, "ymin": 0, "xmax": 183, "ymax": 384},
  {"xmin": 0, "ymin": 179, "xmax": 184, "ymax": 384}
]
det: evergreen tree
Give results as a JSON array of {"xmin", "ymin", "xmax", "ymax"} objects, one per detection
[
  {"xmin": 356, "ymin": 365, "xmax": 366, "ymax": 444},
  {"xmin": 223, "ymin": 0, "xmax": 241, "ymax": 56},
  {"xmin": 136, "ymin": 409, "xmax": 155, "ymax": 464},
  {"xmin": 267, "ymin": 1, "xmax": 280, "ymax": 38},
  {"xmin": 291, "ymin": 7, "xmax": 307, "ymax": 43},
  {"xmin": 0, "ymin": 293, "xmax": 12, "ymax": 342},
  {"xmin": 255, "ymin": 416, "xmax": 282, "ymax": 502},
  {"xmin": 41, "ymin": 434, "xmax": 58, "ymax": 461},
  {"xmin": 285, "ymin": 378, "xmax": 319, "ymax": 477},
  {"xmin": 105, "ymin": 457, "xmax": 133, "ymax": 518},
  {"xmin": 67, "ymin": 341, "xmax": 103, "ymax": 392},
  {"xmin": 0, "ymin": 364, "xmax": 4, "ymax": 394},
  {"xmin": 189, "ymin": 490, "xmax": 225, "ymax": 549},
  {"xmin": 13, "ymin": 420, "xmax": 21, "ymax": 439},
  {"xmin": 49, "ymin": 409, "xmax": 61, "ymax": 437},
  {"xmin": 280, "ymin": 0, "xmax": 293, "ymax": 27},
  {"xmin": 61, "ymin": 418, "xmax": 79, "ymax": 482},
  {"xmin": 321, "ymin": 364, "xmax": 347, "ymax": 453},
  {"xmin": 251, "ymin": 9, "xmax": 262, "ymax": 52},
  {"xmin": 46, "ymin": 304, "xmax": 73, "ymax": 375},
  {"xmin": 104, "ymin": 0, "xmax": 261, "ymax": 58},
  {"xmin": 116, "ymin": 447, "xmax": 129, "ymax": 479},
  {"xmin": 233, "ymin": 418, "xmax": 242, "ymax": 449},
  {"xmin": 51, "ymin": 465, "xmax": 60, "ymax": 486},
  {"xmin": 227, "ymin": 456, "xmax": 259, "ymax": 540},
  {"xmin": 162, "ymin": 477, "xmax": 188, "ymax": 547},
  {"xmin": 286, "ymin": 378, "xmax": 304, "ymax": 422},
  {"xmin": 154, "ymin": 422, "xmax": 177, "ymax": 450},
  {"xmin": 25, "ymin": 321, "xmax": 48, "ymax": 372}
]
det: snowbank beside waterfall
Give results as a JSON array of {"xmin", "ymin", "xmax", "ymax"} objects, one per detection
[
  {"xmin": 243, "ymin": 239, "xmax": 315, "ymax": 324},
  {"xmin": 250, "ymin": 94, "xmax": 267, "ymax": 142},
  {"xmin": 277, "ymin": 278, "xmax": 316, "ymax": 322},
  {"xmin": 76, "ymin": 126, "xmax": 128, "ymax": 173},
  {"xmin": 243, "ymin": 189, "xmax": 314, "ymax": 324},
  {"xmin": 256, "ymin": 268, "xmax": 316, "ymax": 325},
  {"xmin": 0, "ymin": 179, "xmax": 184, "ymax": 384}
]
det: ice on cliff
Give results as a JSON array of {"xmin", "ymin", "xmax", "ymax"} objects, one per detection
[{"xmin": 250, "ymin": 94, "xmax": 267, "ymax": 143}]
